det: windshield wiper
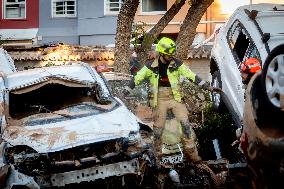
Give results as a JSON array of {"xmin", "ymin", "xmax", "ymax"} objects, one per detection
[{"xmin": 30, "ymin": 105, "xmax": 72, "ymax": 118}]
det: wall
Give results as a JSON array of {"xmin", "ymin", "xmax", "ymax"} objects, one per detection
[
  {"xmin": 37, "ymin": 0, "xmax": 118, "ymax": 46},
  {"xmin": 77, "ymin": 0, "xmax": 118, "ymax": 45},
  {"xmin": 134, "ymin": 0, "xmax": 207, "ymax": 34},
  {"xmin": 37, "ymin": 0, "xmax": 78, "ymax": 45},
  {"xmin": 134, "ymin": 0, "xmax": 282, "ymax": 38},
  {"xmin": 0, "ymin": 0, "xmax": 39, "ymax": 29},
  {"xmin": 133, "ymin": 0, "xmax": 230, "ymax": 39},
  {"xmin": 185, "ymin": 59, "xmax": 211, "ymax": 82}
]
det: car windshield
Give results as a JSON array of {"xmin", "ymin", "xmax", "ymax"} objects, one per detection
[{"xmin": 8, "ymin": 82, "xmax": 116, "ymax": 126}]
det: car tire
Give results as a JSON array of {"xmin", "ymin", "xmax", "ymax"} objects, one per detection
[
  {"xmin": 262, "ymin": 49, "xmax": 284, "ymax": 110},
  {"xmin": 261, "ymin": 47, "xmax": 284, "ymax": 124},
  {"xmin": 211, "ymin": 71, "xmax": 226, "ymax": 112},
  {"xmin": 248, "ymin": 71, "xmax": 282, "ymax": 128}
]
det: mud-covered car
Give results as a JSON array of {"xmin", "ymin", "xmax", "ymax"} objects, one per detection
[
  {"xmin": 241, "ymin": 70, "xmax": 284, "ymax": 189},
  {"xmin": 0, "ymin": 62, "xmax": 153, "ymax": 189}
]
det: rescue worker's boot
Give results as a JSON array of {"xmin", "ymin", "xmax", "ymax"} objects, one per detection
[
  {"xmin": 181, "ymin": 137, "xmax": 201, "ymax": 163},
  {"xmin": 153, "ymin": 127, "xmax": 164, "ymax": 169},
  {"xmin": 180, "ymin": 121, "xmax": 202, "ymax": 163}
]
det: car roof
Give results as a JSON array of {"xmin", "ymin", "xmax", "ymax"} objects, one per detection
[
  {"xmin": 5, "ymin": 63, "xmax": 106, "ymax": 91},
  {"xmin": 237, "ymin": 3, "xmax": 284, "ymax": 12},
  {"xmin": 0, "ymin": 48, "xmax": 17, "ymax": 74},
  {"xmin": 232, "ymin": 3, "xmax": 284, "ymax": 41}
]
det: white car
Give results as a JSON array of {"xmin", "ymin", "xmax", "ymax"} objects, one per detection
[
  {"xmin": 0, "ymin": 62, "xmax": 153, "ymax": 189},
  {"xmin": 210, "ymin": 3, "xmax": 284, "ymax": 127},
  {"xmin": 0, "ymin": 48, "xmax": 17, "ymax": 74}
]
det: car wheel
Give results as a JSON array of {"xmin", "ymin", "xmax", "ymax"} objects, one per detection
[
  {"xmin": 211, "ymin": 71, "xmax": 226, "ymax": 112},
  {"xmin": 262, "ymin": 52, "xmax": 284, "ymax": 110},
  {"xmin": 261, "ymin": 48, "xmax": 284, "ymax": 125}
]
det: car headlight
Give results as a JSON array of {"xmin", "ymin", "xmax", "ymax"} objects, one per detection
[
  {"xmin": 4, "ymin": 144, "xmax": 41, "ymax": 164},
  {"xmin": 124, "ymin": 131, "xmax": 143, "ymax": 157},
  {"xmin": 128, "ymin": 131, "xmax": 141, "ymax": 146}
]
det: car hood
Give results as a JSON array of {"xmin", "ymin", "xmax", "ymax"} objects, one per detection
[{"xmin": 2, "ymin": 105, "xmax": 140, "ymax": 153}]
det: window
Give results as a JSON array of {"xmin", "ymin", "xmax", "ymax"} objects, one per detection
[
  {"xmin": 52, "ymin": 0, "xmax": 76, "ymax": 17},
  {"xmin": 141, "ymin": 0, "xmax": 167, "ymax": 14},
  {"xmin": 3, "ymin": 0, "xmax": 26, "ymax": 19},
  {"xmin": 227, "ymin": 20, "xmax": 261, "ymax": 67},
  {"xmin": 105, "ymin": 0, "xmax": 124, "ymax": 15}
]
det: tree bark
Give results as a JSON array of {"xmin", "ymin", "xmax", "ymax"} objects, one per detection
[
  {"xmin": 114, "ymin": 0, "xmax": 140, "ymax": 73},
  {"xmin": 136, "ymin": 0, "xmax": 186, "ymax": 65},
  {"xmin": 176, "ymin": 0, "xmax": 214, "ymax": 60}
]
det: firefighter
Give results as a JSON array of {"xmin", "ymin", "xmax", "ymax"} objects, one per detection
[
  {"xmin": 129, "ymin": 37, "xmax": 219, "ymax": 166},
  {"xmin": 240, "ymin": 57, "xmax": 261, "ymax": 85}
]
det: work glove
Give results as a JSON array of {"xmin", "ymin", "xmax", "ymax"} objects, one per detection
[{"xmin": 129, "ymin": 78, "xmax": 135, "ymax": 89}]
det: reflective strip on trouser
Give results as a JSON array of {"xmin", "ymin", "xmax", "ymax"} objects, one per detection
[{"xmin": 153, "ymin": 87, "xmax": 188, "ymax": 129}]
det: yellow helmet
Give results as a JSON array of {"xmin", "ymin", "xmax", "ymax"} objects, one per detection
[{"xmin": 155, "ymin": 37, "xmax": 176, "ymax": 56}]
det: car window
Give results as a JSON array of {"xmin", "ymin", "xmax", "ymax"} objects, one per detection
[
  {"xmin": 227, "ymin": 20, "xmax": 261, "ymax": 67},
  {"xmin": 9, "ymin": 83, "xmax": 116, "ymax": 122},
  {"xmin": 242, "ymin": 43, "xmax": 261, "ymax": 65}
]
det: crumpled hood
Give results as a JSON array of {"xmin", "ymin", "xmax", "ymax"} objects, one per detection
[{"xmin": 2, "ymin": 105, "xmax": 140, "ymax": 153}]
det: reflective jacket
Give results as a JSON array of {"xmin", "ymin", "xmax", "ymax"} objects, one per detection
[{"xmin": 134, "ymin": 57, "xmax": 205, "ymax": 107}]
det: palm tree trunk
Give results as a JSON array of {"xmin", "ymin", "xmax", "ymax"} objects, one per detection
[
  {"xmin": 176, "ymin": 0, "xmax": 214, "ymax": 60},
  {"xmin": 114, "ymin": 0, "xmax": 140, "ymax": 73}
]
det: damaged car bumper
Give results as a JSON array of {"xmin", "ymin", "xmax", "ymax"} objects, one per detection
[
  {"xmin": 4, "ymin": 158, "xmax": 139, "ymax": 188},
  {"xmin": 37, "ymin": 158, "xmax": 139, "ymax": 188}
]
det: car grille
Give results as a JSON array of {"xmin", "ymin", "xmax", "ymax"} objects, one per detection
[{"xmin": 6, "ymin": 138, "xmax": 130, "ymax": 175}]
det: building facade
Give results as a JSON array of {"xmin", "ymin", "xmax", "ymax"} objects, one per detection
[
  {"xmin": 37, "ymin": 0, "xmax": 122, "ymax": 45},
  {"xmin": 134, "ymin": 0, "xmax": 281, "ymax": 43},
  {"xmin": 0, "ymin": 0, "xmax": 123, "ymax": 46},
  {"xmin": 0, "ymin": 0, "xmax": 39, "ymax": 45},
  {"xmin": 0, "ymin": 0, "xmax": 281, "ymax": 46}
]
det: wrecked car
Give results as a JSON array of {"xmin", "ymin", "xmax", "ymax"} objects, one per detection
[
  {"xmin": 241, "ymin": 70, "xmax": 284, "ymax": 189},
  {"xmin": 0, "ymin": 48, "xmax": 17, "ymax": 74},
  {"xmin": 0, "ymin": 62, "xmax": 154, "ymax": 188}
]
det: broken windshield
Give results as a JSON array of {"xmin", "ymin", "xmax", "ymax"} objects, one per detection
[{"xmin": 8, "ymin": 82, "xmax": 116, "ymax": 125}]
